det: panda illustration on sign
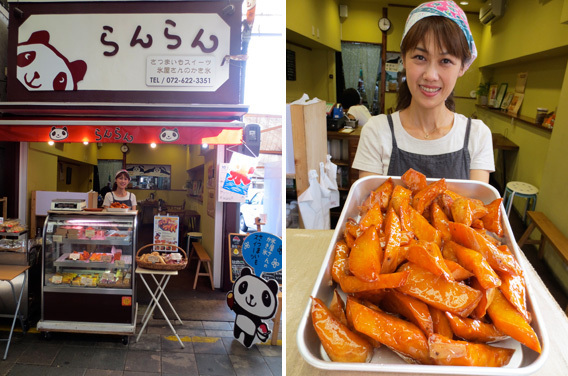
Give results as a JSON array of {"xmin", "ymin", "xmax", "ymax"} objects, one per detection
[
  {"xmin": 17, "ymin": 30, "xmax": 87, "ymax": 91},
  {"xmin": 49, "ymin": 126, "xmax": 69, "ymax": 141},
  {"xmin": 227, "ymin": 267, "xmax": 279, "ymax": 348},
  {"xmin": 159, "ymin": 128, "xmax": 179, "ymax": 142}
]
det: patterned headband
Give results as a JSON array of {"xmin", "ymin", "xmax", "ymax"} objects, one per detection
[{"xmin": 401, "ymin": 1, "xmax": 477, "ymax": 71}]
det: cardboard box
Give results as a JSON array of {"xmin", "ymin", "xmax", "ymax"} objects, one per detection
[{"xmin": 87, "ymin": 191, "xmax": 98, "ymax": 209}]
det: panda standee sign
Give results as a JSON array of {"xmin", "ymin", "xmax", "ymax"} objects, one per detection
[{"xmin": 226, "ymin": 232, "xmax": 282, "ymax": 348}]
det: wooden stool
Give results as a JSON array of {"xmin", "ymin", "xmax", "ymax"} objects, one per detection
[
  {"xmin": 503, "ymin": 181, "xmax": 538, "ymax": 222},
  {"xmin": 192, "ymin": 242, "xmax": 214, "ymax": 290},
  {"xmin": 187, "ymin": 232, "xmax": 202, "ymax": 262},
  {"xmin": 270, "ymin": 292, "xmax": 282, "ymax": 345}
]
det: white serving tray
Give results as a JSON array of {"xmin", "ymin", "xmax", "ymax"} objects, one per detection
[{"xmin": 297, "ymin": 176, "xmax": 549, "ymax": 375}]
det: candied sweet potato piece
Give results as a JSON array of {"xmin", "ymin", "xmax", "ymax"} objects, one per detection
[
  {"xmin": 428, "ymin": 333, "xmax": 514, "ymax": 367},
  {"xmin": 349, "ymin": 225, "xmax": 382, "ymax": 282},
  {"xmin": 429, "ymin": 306, "xmax": 453, "ymax": 338},
  {"xmin": 345, "ymin": 296, "xmax": 382, "ymax": 348},
  {"xmin": 331, "ymin": 240, "xmax": 350, "ymax": 284},
  {"xmin": 449, "ymin": 222, "xmax": 523, "ymax": 276},
  {"xmin": 381, "ymin": 290, "xmax": 433, "ymax": 335},
  {"xmin": 406, "ymin": 241, "xmax": 454, "ymax": 281},
  {"xmin": 340, "ymin": 272, "xmax": 409, "ymax": 293},
  {"xmin": 441, "ymin": 241, "xmax": 459, "ymax": 263},
  {"xmin": 409, "ymin": 207, "xmax": 442, "ymax": 246},
  {"xmin": 481, "ymin": 198, "xmax": 504, "ymax": 237},
  {"xmin": 348, "ymin": 298, "xmax": 432, "ymax": 364},
  {"xmin": 345, "ymin": 218, "xmax": 361, "ymax": 241},
  {"xmin": 397, "ymin": 262, "xmax": 482, "ymax": 317},
  {"xmin": 444, "ymin": 312, "xmax": 508, "ymax": 343},
  {"xmin": 498, "ymin": 270, "xmax": 531, "ymax": 323},
  {"xmin": 451, "ymin": 198, "xmax": 489, "ymax": 227},
  {"xmin": 487, "ymin": 289, "xmax": 541, "ymax": 353},
  {"xmin": 311, "ymin": 297, "xmax": 373, "ymax": 362},
  {"xmin": 430, "ymin": 202, "xmax": 451, "ymax": 243},
  {"xmin": 444, "ymin": 259, "xmax": 474, "ymax": 281},
  {"xmin": 412, "ymin": 179, "xmax": 447, "ymax": 215},
  {"xmin": 359, "ymin": 202, "xmax": 383, "ymax": 233},
  {"xmin": 329, "ymin": 289, "xmax": 348, "ymax": 326},
  {"xmin": 381, "ymin": 207, "xmax": 401, "ymax": 274},
  {"xmin": 469, "ymin": 277, "xmax": 496, "ymax": 320},
  {"xmin": 402, "ymin": 168, "xmax": 427, "ymax": 193},
  {"xmin": 451, "ymin": 241, "xmax": 501, "ymax": 289},
  {"xmin": 360, "ymin": 178, "xmax": 394, "ymax": 214}
]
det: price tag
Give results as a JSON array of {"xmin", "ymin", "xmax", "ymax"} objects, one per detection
[
  {"xmin": 0, "ymin": 217, "xmax": 3, "ymax": 224},
  {"xmin": 69, "ymin": 253, "xmax": 80, "ymax": 260},
  {"xmin": 101, "ymin": 254, "xmax": 113, "ymax": 263},
  {"xmin": 85, "ymin": 229, "xmax": 95, "ymax": 238},
  {"xmin": 81, "ymin": 276, "xmax": 95, "ymax": 286},
  {"xmin": 148, "ymin": 255, "xmax": 160, "ymax": 264},
  {"xmin": 53, "ymin": 235, "xmax": 63, "ymax": 243},
  {"xmin": 47, "ymin": 223, "xmax": 54, "ymax": 233},
  {"xmin": 51, "ymin": 275, "xmax": 63, "ymax": 284},
  {"xmin": 170, "ymin": 253, "xmax": 182, "ymax": 261},
  {"xmin": 102, "ymin": 272, "xmax": 114, "ymax": 280},
  {"xmin": 115, "ymin": 260, "xmax": 126, "ymax": 268}
]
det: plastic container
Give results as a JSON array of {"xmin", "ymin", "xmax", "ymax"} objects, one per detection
[{"xmin": 297, "ymin": 175, "xmax": 549, "ymax": 375}]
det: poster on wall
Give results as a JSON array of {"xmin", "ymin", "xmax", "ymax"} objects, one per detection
[
  {"xmin": 153, "ymin": 215, "xmax": 179, "ymax": 252},
  {"xmin": 221, "ymin": 152, "xmax": 258, "ymax": 197}
]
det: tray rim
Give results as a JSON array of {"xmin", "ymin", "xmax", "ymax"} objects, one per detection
[{"xmin": 296, "ymin": 175, "xmax": 550, "ymax": 375}]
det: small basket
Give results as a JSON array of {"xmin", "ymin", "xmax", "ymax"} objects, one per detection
[{"xmin": 136, "ymin": 243, "xmax": 188, "ymax": 271}]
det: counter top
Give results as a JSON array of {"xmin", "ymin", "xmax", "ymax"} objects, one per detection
[{"xmin": 286, "ymin": 229, "xmax": 568, "ymax": 376}]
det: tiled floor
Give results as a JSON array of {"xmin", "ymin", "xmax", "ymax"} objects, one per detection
[{"xmin": 0, "ymin": 307, "xmax": 282, "ymax": 376}]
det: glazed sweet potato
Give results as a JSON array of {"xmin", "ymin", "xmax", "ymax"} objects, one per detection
[
  {"xmin": 452, "ymin": 241, "xmax": 501, "ymax": 289},
  {"xmin": 396, "ymin": 262, "xmax": 482, "ymax": 317},
  {"xmin": 409, "ymin": 207, "xmax": 442, "ymax": 246},
  {"xmin": 429, "ymin": 306, "xmax": 453, "ymax": 338},
  {"xmin": 359, "ymin": 202, "xmax": 383, "ymax": 233},
  {"xmin": 444, "ymin": 312, "xmax": 508, "ymax": 343},
  {"xmin": 469, "ymin": 277, "xmax": 496, "ymax": 320},
  {"xmin": 430, "ymin": 202, "xmax": 452, "ymax": 243},
  {"xmin": 412, "ymin": 178, "xmax": 447, "ymax": 215},
  {"xmin": 401, "ymin": 168, "xmax": 427, "ymax": 193},
  {"xmin": 381, "ymin": 207, "xmax": 402, "ymax": 274},
  {"xmin": 348, "ymin": 298, "xmax": 432, "ymax": 364},
  {"xmin": 449, "ymin": 222, "xmax": 523, "ymax": 276},
  {"xmin": 405, "ymin": 241, "xmax": 454, "ymax": 281},
  {"xmin": 339, "ymin": 272, "xmax": 409, "ymax": 293},
  {"xmin": 349, "ymin": 225, "xmax": 382, "ymax": 282},
  {"xmin": 428, "ymin": 333, "xmax": 514, "ymax": 367},
  {"xmin": 329, "ymin": 289, "xmax": 348, "ymax": 326},
  {"xmin": 311, "ymin": 297, "xmax": 373, "ymax": 362},
  {"xmin": 360, "ymin": 178, "xmax": 394, "ymax": 214},
  {"xmin": 380, "ymin": 290, "xmax": 433, "ymax": 336},
  {"xmin": 498, "ymin": 270, "xmax": 531, "ymax": 323},
  {"xmin": 444, "ymin": 259, "xmax": 474, "ymax": 281},
  {"xmin": 331, "ymin": 240, "xmax": 350, "ymax": 284},
  {"xmin": 481, "ymin": 198, "xmax": 504, "ymax": 237},
  {"xmin": 486, "ymin": 289, "xmax": 541, "ymax": 353}
]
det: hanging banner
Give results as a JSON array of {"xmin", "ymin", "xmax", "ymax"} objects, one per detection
[
  {"xmin": 0, "ymin": 123, "xmax": 242, "ymax": 144},
  {"xmin": 218, "ymin": 163, "xmax": 246, "ymax": 203},
  {"xmin": 221, "ymin": 152, "xmax": 258, "ymax": 197},
  {"xmin": 6, "ymin": 1, "xmax": 243, "ymax": 104}
]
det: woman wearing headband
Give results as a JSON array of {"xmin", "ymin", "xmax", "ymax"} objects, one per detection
[
  {"xmin": 352, "ymin": 1, "xmax": 494, "ymax": 182},
  {"xmin": 103, "ymin": 169, "xmax": 137, "ymax": 210}
]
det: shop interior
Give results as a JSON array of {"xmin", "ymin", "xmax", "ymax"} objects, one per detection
[{"xmin": 287, "ymin": 0, "xmax": 568, "ymax": 372}]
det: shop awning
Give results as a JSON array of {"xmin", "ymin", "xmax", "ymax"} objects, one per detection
[{"xmin": 0, "ymin": 102, "xmax": 249, "ymax": 145}]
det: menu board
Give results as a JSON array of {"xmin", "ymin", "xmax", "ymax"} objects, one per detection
[
  {"xmin": 153, "ymin": 215, "xmax": 179, "ymax": 252},
  {"xmin": 228, "ymin": 233, "xmax": 282, "ymax": 284}
]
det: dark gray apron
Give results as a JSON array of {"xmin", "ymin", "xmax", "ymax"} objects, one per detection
[
  {"xmin": 386, "ymin": 114, "xmax": 472, "ymax": 179},
  {"xmin": 111, "ymin": 192, "xmax": 133, "ymax": 207}
]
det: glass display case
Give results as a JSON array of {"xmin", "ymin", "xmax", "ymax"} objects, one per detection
[{"xmin": 37, "ymin": 211, "xmax": 137, "ymax": 340}]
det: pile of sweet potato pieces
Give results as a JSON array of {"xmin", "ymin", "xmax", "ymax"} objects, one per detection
[{"xmin": 311, "ymin": 169, "xmax": 541, "ymax": 367}]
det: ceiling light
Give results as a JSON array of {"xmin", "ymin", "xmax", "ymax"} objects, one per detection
[
  {"xmin": 48, "ymin": 141, "xmax": 54, "ymax": 146},
  {"xmin": 83, "ymin": 141, "xmax": 89, "ymax": 145},
  {"xmin": 150, "ymin": 143, "xmax": 157, "ymax": 148},
  {"xmin": 202, "ymin": 143, "xmax": 209, "ymax": 149},
  {"xmin": 460, "ymin": 1, "xmax": 469, "ymax": 5}
]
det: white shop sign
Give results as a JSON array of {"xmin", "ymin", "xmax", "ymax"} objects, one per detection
[{"xmin": 17, "ymin": 13, "xmax": 230, "ymax": 92}]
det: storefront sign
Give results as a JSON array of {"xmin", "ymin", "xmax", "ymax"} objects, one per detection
[
  {"xmin": 6, "ymin": 1, "xmax": 243, "ymax": 104},
  {"xmin": 0, "ymin": 123, "xmax": 243, "ymax": 144}
]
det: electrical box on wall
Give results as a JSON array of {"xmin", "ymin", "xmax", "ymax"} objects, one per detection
[{"xmin": 238, "ymin": 123, "xmax": 260, "ymax": 157}]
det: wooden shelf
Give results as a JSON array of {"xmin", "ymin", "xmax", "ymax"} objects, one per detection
[{"xmin": 476, "ymin": 105, "xmax": 552, "ymax": 133}]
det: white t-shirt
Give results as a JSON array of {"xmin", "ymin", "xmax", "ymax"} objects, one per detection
[
  {"xmin": 103, "ymin": 191, "xmax": 137, "ymax": 208},
  {"xmin": 352, "ymin": 111, "xmax": 495, "ymax": 176},
  {"xmin": 347, "ymin": 105, "xmax": 372, "ymax": 126}
]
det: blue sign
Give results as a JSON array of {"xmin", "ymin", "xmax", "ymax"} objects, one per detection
[{"xmin": 241, "ymin": 232, "xmax": 282, "ymax": 278}]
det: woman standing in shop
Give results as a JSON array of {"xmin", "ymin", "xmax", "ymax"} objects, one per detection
[
  {"xmin": 352, "ymin": 1, "xmax": 494, "ymax": 182},
  {"xmin": 103, "ymin": 169, "xmax": 137, "ymax": 210}
]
